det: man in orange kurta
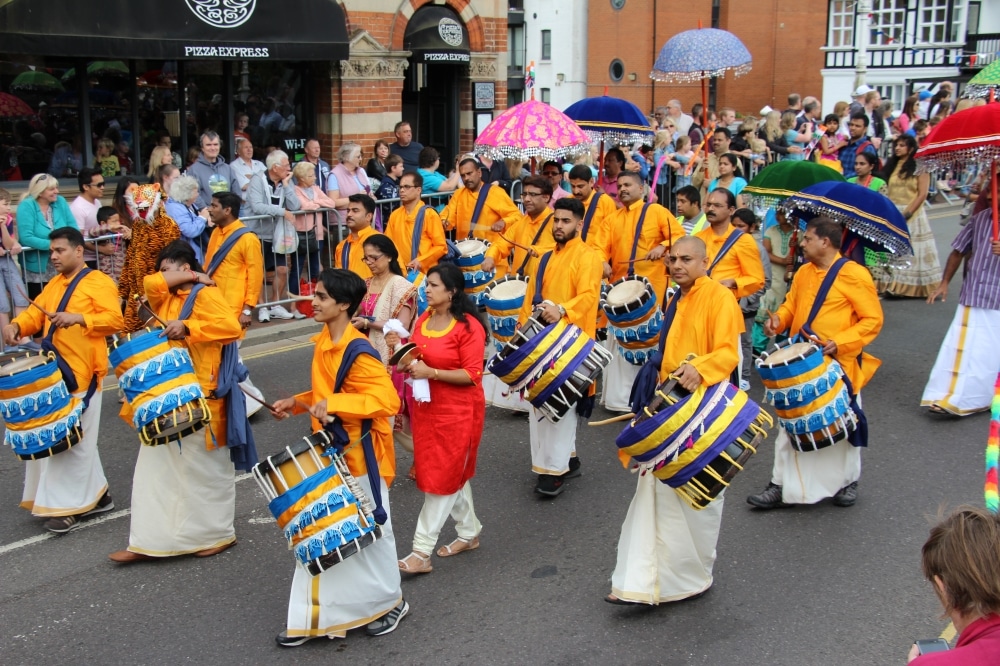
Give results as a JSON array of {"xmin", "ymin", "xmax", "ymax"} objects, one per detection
[
  {"xmin": 333, "ymin": 194, "xmax": 378, "ymax": 279},
  {"xmin": 110, "ymin": 242, "xmax": 244, "ymax": 564},
  {"xmin": 440, "ymin": 158, "xmax": 521, "ymax": 243},
  {"xmin": 270, "ymin": 268, "xmax": 405, "ymax": 646},
  {"xmin": 599, "ymin": 171, "xmax": 685, "ymax": 412},
  {"xmin": 385, "ymin": 172, "xmax": 447, "ymax": 273},
  {"xmin": 516, "ymin": 197, "xmax": 604, "ymax": 497},
  {"xmin": 569, "ymin": 164, "xmax": 618, "ymax": 251},
  {"xmin": 484, "ymin": 175, "xmax": 555, "ymax": 280},
  {"xmin": 4, "ymin": 227, "xmax": 123, "ymax": 533},
  {"xmin": 749, "ymin": 216, "xmax": 883, "ymax": 510},
  {"xmin": 609, "ymin": 236, "xmax": 742, "ymax": 606}
]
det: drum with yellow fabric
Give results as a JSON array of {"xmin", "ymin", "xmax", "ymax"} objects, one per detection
[
  {"xmin": 252, "ymin": 430, "xmax": 380, "ymax": 576},
  {"xmin": 601, "ymin": 276, "xmax": 663, "ymax": 366},
  {"xmin": 482, "ymin": 275, "xmax": 529, "ymax": 349},
  {"xmin": 110, "ymin": 327, "xmax": 211, "ymax": 446},
  {"xmin": 616, "ymin": 378, "xmax": 774, "ymax": 509},
  {"xmin": 755, "ymin": 340, "xmax": 858, "ymax": 452},
  {"xmin": 454, "ymin": 239, "xmax": 494, "ymax": 304},
  {"xmin": 0, "ymin": 352, "xmax": 84, "ymax": 460},
  {"xmin": 487, "ymin": 312, "xmax": 612, "ymax": 423}
]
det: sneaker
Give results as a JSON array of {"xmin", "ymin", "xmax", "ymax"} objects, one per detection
[
  {"xmin": 82, "ymin": 491, "xmax": 114, "ymax": 517},
  {"xmin": 258, "ymin": 308, "xmax": 270, "ymax": 323},
  {"xmin": 268, "ymin": 305, "xmax": 296, "ymax": 320},
  {"xmin": 832, "ymin": 481, "xmax": 858, "ymax": 507},
  {"xmin": 747, "ymin": 482, "xmax": 789, "ymax": 510},
  {"xmin": 44, "ymin": 514, "xmax": 81, "ymax": 534},
  {"xmin": 275, "ymin": 631, "xmax": 313, "ymax": 648},
  {"xmin": 563, "ymin": 456, "xmax": 582, "ymax": 479},
  {"xmin": 535, "ymin": 474, "xmax": 565, "ymax": 497},
  {"xmin": 291, "ymin": 308, "xmax": 306, "ymax": 320},
  {"xmin": 739, "ymin": 379, "xmax": 751, "ymax": 392},
  {"xmin": 366, "ymin": 599, "xmax": 409, "ymax": 637}
]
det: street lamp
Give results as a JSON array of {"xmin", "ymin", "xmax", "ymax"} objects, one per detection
[{"xmin": 854, "ymin": 0, "xmax": 872, "ymax": 89}]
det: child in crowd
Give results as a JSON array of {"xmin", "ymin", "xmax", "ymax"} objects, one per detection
[
  {"xmin": 671, "ymin": 135, "xmax": 694, "ymax": 191},
  {"xmin": 0, "ymin": 188, "xmax": 34, "ymax": 351},
  {"xmin": 95, "ymin": 205, "xmax": 128, "ymax": 282},
  {"xmin": 94, "ymin": 138, "xmax": 120, "ymax": 178},
  {"xmin": 817, "ymin": 114, "xmax": 846, "ymax": 172}
]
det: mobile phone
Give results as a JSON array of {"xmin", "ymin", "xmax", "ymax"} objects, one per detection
[{"xmin": 914, "ymin": 638, "xmax": 950, "ymax": 654}]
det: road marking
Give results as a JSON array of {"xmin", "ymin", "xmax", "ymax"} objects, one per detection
[{"xmin": 939, "ymin": 621, "xmax": 956, "ymax": 643}]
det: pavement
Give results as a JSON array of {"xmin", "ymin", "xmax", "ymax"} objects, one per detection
[{"xmin": 0, "ymin": 203, "xmax": 989, "ymax": 665}]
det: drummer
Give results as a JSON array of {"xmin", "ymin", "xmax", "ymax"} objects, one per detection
[
  {"xmin": 568, "ymin": 164, "xmax": 617, "ymax": 250},
  {"xmin": 598, "ymin": 170, "xmax": 685, "ymax": 412},
  {"xmin": 440, "ymin": 158, "xmax": 521, "ymax": 248},
  {"xmin": 108, "ymin": 241, "xmax": 244, "ymax": 563},
  {"xmin": 334, "ymin": 194, "xmax": 379, "ymax": 279},
  {"xmin": 384, "ymin": 171, "xmax": 448, "ymax": 273},
  {"xmin": 608, "ymin": 235, "xmax": 742, "ymax": 605},
  {"xmin": 482, "ymin": 175, "xmax": 555, "ymax": 279},
  {"xmin": 269, "ymin": 268, "xmax": 407, "ymax": 647},
  {"xmin": 3, "ymin": 227, "xmax": 123, "ymax": 534},
  {"xmin": 517, "ymin": 197, "xmax": 603, "ymax": 497},
  {"xmin": 748, "ymin": 216, "xmax": 883, "ymax": 510}
]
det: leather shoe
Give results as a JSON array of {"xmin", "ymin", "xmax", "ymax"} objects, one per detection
[
  {"xmin": 108, "ymin": 549, "xmax": 157, "ymax": 563},
  {"xmin": 194, "ymin": 541, "xmax": 236, "ymax": 558}
]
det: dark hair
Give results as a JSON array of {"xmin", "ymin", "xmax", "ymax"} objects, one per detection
[
  {"xmin": 849, "ymin": 112, "xmax": 870, "ymax": 128},
  {"xmin": 605, "ymin": 147, "xmax": 626, "ymax": 165},
  {"xmin": 805, "ymin": 216, "xmax": 842, "ymax": 249},
  {"xmin": 155, "ymin": 163, "xmax": 178, "ymax": 188},
  {"xmin": 372, "ymin": 139, "xmax": 387, "ymax": 154},
  {"xmin": 77, "ymin": 167, "xmax": 100, "ymax": 192},
  {"xmin": 362, "ymin": 234, "xmax": 404, "ymax": 276},
  {"xmin": 401, "ymin": 170, "xmax": 423, "ymax": 188},
  {"xmin": 803, "ymin": 101, "xmax": 819, "ymax": 114},
  {"xmin": 707, "ymin": 187, "xmax": 737, "ymax": 209},
  {"xmin": 921, "ymin": 506, "xmax": 1000, "ymax": 618},
  {"xmin": 913, "ymin": 119, "xmax": 930, "ymax": 133},
  {"xmin": 418, "ymin": 146, "xmax": 440, "ymax": 169},
  {"xmin": 49, "ymin": 226, "xmax": 85, "ymax": 248},
  {"xmin": 675, "ymin": 185, "xmax": 701, "ymax": 206},
  {"xmin": 522, "ymin": 174, "xmax": 552, "ymax": 196},
  {"xmin": 393, "ymin": 120, "xmax": 411, "ymax": 134},
  {"xmin": 714, "ymin": 127, "xmax": 732, "ymax": 140},
  {"xmin": 112, "ymin": 175, "xmax": 141, "ymax": 220},
  {"xmin": 881, "ymin": 134, "xmax": 918, "ymax": 181},
  {"xmin": 318, "ymin": 268, "xmax": 366, "ymax": 317},
  {"xmin": 212, "ymin": 191, "xmax": 242, "ymax": 218},
  {"xmin": 854, "ymin": 151, "xmax": 879, "ymax": 170},
  {"xmin": 96, "ymin": 206, "xmax": 118, "ymax": 224},
  {"xmin": 348, "ymin": 193, "xmax": 376, "ymax": 217},
  {"xmin": 157, "ymin": 239, "xmax": 204, "ymax": 273},
  {"xmin": 542, "ymin": 160, "xmax": 561, "ymax": 173},
  {"xmin": 427, "ymin": 264, "xmax": 488, "ymax": 332},
  {"xmin": 691, "ymin": 103, "xmax": 704, "ymax": 117},
  {"xmin": 458, "ymin": 157, "xmax": 480, "ymax": 171},
  {"xmin": 553, "ymin": 196, "xmax": 585, "ymax": 219},
  {"xmin": 732, "ymin": 208, "xmax": 758, "ymax": 230},
  {"xmin": 823, "ymin": 113, "xmax": 840, "ymax": 126},
  {"xmin": 616, "ymin": 170, "xmax": 643, "ymax": 187},
  {"xmin": 787, "ymin": 93, "xmax": 801, "ymax": 107},
  {"xmin": 568, "ymin": 164, "xmax": 594, "ymax": 182},
  {"xmin": 384, "ymin": 154, "xmax": 403, "ymax": 170},
  {"xmin": 719, "ymin": 152, "xmax": 743, "ymax": 174},
  {"xmin": 0, "ymin": 187, "xmax": 10, "ymax": 204}
]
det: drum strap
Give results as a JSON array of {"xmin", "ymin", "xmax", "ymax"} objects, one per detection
[
  {"xmin": 627, "ymin": 203, "xmax": 652, "ymax": 278},
  {"xmin": 42, "ymin": 268, "xmax": 98, "ymax": 408},
  {"xmin": 531, "ymin": 251, "xmax": 554, "ymax": 306},
  {"xmin": 628, "ymin": 289, "xmax": 682, "ymax": 415},
  {"xmin": 206, "ymin": 228, "xmax": 253, "ymax": 278},
  {"xmin": 800, "ymin": 257, "xmax": 848, "ymax": 333},
  {"xmin": 410, "ymin": 205, "xmax": 427, "ymax": 263},
  {"xmin": 581, "ymin": 193, "xmax": 604, "ymax": 242},
  {"xmin": 515, "ymin": 213, "xmax": 553, "ymax": 276},
  {"xmin": 328, "ymin": 338, "xmax": 388, "ymax": 525},
  {"xmin": 467, "ymin": 182, "xmax": 494, "ymax": 240},
  {"xmin": 707, "ymin": 228, "xmax": 745, "ymax": 276}
]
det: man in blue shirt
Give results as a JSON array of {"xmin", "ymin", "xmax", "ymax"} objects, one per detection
[
  {"xmin": 389, "ymin": 121, "xmax": 424, "ymax": 172},
  {"xmin": 838, "ymin": 113, "xmax": 877, "ymax": 179}
]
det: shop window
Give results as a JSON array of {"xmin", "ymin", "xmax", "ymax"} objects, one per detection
[{"xmin": 541, "ymin": 31, "xmax": 551, "ymax": 61}]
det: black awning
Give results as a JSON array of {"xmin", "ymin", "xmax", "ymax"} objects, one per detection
[
  {"xmin": 0, "ymin": 0, "xmax": 349, "ymax": 61},
  {"xmin": 404, "ymin": 5, "xmax": 471, "ymax": 64}
]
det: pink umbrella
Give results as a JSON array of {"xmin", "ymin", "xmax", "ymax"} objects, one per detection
[
  {"xmin": 0, "ymin": 92, "xmax": 35, "ymax": 118},
  {"xmin": 474, "ymin": 99, "xmax": 592, "ymax": 162}
]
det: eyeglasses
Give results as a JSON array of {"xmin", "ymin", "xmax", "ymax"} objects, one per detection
[
  {"xmin": 542, "ymin": 171, "xmax": 561, "ymax": 177},
  {"xmin": 522, "ymin": 191, "xmax": 546, "ymax": 198},
  {"xmin": 362, "ymin": 254, "xmax": 385, "ymax": 263},
  {"xmin": 90, "ymin": 182, "xmax": 106, "ymax": 188},
  {"xmin": 398, "ymin": 185, "xmax": 418, "ymax": 190}
]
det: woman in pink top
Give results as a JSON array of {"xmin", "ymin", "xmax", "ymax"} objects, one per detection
[
  {"xmin": 326, "ymin": 142, "xmax": 377, "ymax": 229},
  {"xmin": 291, "ymin": 161, "xmax": 336, "ymax": 286}
]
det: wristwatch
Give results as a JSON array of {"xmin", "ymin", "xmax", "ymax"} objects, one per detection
[
  {"xmin": 242, "ymin": 308, "xmax": 253, "ymax": 316},
  {"xmin": 557, "ymin": 305, "xmax": 567, "ymax": 317}
]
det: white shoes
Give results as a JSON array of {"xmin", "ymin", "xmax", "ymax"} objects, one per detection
[
  {"xmin": 268, "ymin": 305, "xmax": 295, "ymax": 320},
  {"xmin": 258, "ymin": 308, "xmax": 270, "ymax": 323}
]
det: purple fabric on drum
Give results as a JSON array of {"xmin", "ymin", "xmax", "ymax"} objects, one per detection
[
  {"xmin": 530, "ymin": 336, "xmax": 594, "ymax": 407},
  {"xmin": 664, "ymin": 394, "xmax": 760, "ymax": 488}
]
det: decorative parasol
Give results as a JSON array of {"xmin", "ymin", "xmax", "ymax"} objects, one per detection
[
  {"xmin": 137, "ymin": 69, "xmax": 178, "ymax": 88},
  {"xmin": 0, "ymin": 92, "xmax": 35, "ymax": 118},
  {"xmin": 964, "ymin": 60, "xmax": 1000, "ymax": 99},
  {"xmin": 782, "ymin": 181, "xmax": 912, "ymax": 258},
  {"xmin": 987, "ymin": 373, "xmax": 1000, "ymax": 513},
  {"xmin": 11, "ymin": 71, "xmax": 64, "ymax": 93},
  {"xmin": 563, "ymin": 95, "xmax": 654, "ymax": 146},
  {"xmin": 473, "ymin": 99, "xmax": 592, "ymax": 162},
  {"xmin": 87, "ymin": 60, "xmax": 130, "ymax": 77},
  {"xmin": 744, "ymin": 161, "xmax": 847, "ymax": 210}
]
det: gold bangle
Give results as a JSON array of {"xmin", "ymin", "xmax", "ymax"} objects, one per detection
[{"xmin": 434, "ymin": 369, "xmax": 439, "ymax": 380}]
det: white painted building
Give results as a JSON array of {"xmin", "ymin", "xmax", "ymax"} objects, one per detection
[{"xmin": 515, "ymin": 0, "xmax": 589, "ymax": 110}]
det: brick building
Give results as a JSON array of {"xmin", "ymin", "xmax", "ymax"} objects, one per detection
[{"xmin": 584, "ymin": 0, "xmax": 827, "ymax": 119}]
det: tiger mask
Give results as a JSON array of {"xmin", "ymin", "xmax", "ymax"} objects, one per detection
[{"xmin": 123, "ymin": 183, "xmax": 163, "ymax": 224}]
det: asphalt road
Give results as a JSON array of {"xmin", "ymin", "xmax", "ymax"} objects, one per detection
[{"xmin": 0, "ymin": 204, "xmax": 989, "ymax": 666}]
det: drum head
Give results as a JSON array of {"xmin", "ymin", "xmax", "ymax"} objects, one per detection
[
  {"xmin": 606, "ymin": 279, "xmax": 648, "ymax": 307},
  {"xmin": 0, "ymin": 353, "xmax": 52, "ymax": 376},
  {"xmin": 766, "ymin": 342, "xmax": 816, "ymax": 365},
  {"xmin": 490, "ymin": 277, "xmax": 528, "ymax": 300},
  {"xmin": 457, "ymin": 239, "xmax": 487, "ymax": 257}
]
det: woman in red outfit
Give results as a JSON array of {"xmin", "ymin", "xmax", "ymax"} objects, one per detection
[
  {"xmin": 385, "ymin": 263, "xmax": 487, "ymax": 575},
  {"xmin": 908, "ymin": 506, "xmax": 1000, "ymax": 664}
]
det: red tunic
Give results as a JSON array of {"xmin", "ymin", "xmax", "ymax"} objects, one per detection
[{"xmin": 407, "ymin": 312, "xmax": 486, "ymax": 495}]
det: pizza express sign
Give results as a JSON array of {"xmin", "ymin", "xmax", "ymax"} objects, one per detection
[
  {"xmin": 182, "ymin": 0, "xmax": 270, "ymax": 58},
  {"xmin": 410, "ymin": 16, "xmax": 471, "ymax": 63}
]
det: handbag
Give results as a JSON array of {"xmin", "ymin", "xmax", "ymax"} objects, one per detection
[
  {"xmin": 297, "ymin": 228, "xmax": 320, "ymax": 255},
  {"xmin": 272, "ymin": 218, "xmax": 299, "ymax": 255}
]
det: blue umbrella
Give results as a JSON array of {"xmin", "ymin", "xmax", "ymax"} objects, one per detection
[
  {"xmin": 782, "ymin": 181, "xmax": 912, "ymax": 260},
  {"xmin": 563, "ymin": 95, "xmax": 654, "ymax": 146},
  {"xmin": 650, "ymin": 28, "xmax": 752, "ymax": 83}
]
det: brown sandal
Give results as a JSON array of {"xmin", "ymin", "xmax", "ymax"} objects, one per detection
[
  {"xmin": 398, "ymin": 551, "xmax": 433, "ymax": 574},
  {"xmin": 436, "ymin": 536, "xmax": 480, "ymax": 558}
]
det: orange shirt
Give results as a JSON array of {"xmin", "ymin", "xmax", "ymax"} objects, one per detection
[
  {"xmin": 13, "ymin": 267, "xmax": 123, "ymax": 390},
  {"xmin": 578, "ymin": 190, "xmax": 618, "ymax": 251},
  {"xmin": 292, "ymin": 325, "xmax": 399, "ymax": 485},
  {"xmin": 440, "ymin": 183, "xmax": 521, "ymax": 243},
  {"xmin": 334, "ymin": 225, "xmax": 376, "ymax": 279},
  {"xmin": 204, "ymin": 220, "xmax": 264, "ymax": 332},
  {"xmin": 486, "ymin": 207, "xmax": 555, "ymax": 279},
  {"xmin": 518, "ymin": 236, "xmax": 603, "ymax": 339},
  {"xmin": 385, "ymin": 202, "xmax": 447, "ymax": 272},
  {"xmin": 602, "ymin": 200, "xmax": 685, "ymax": 299},
  {"xmin": 659, "ymin": 276, "xmax": 742, "ymax": 385},
  {"xmin": 694, "ymin": 223, "xmax": 766, "ymax": 299}
]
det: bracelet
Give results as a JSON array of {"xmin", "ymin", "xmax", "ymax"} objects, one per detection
[
  {"xmin": 434, "ymin": 369, "xmax": 439, "ymax": 380},
  {"xmin": 189, "ymin": 270, "xmax": 198, "ymax": 282}
]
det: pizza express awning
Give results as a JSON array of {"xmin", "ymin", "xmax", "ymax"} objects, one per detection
[
  {"xmin": 404, "ymin": 5, "xmax": 471, "ymax": 64},
  {"xmin": 0, "ymin": 0, "xmax": 349, "ymax": 61}
]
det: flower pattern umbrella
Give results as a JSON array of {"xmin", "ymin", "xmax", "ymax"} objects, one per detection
[
  {"xmin": 964, "ymin": 60, "xmax": 1000, "ymax": 99},
  {"xmin": 744, "ymin": 161, "xmax": 847, "ymax": 210},
  {"xmin": 563, "ymin": 95, "xmax": 654, "ymax": 146},
  {"xmin": 11, "ymin": 71, "xmax": 64, "ymax": 93},
  {"xmin": 474, "ymin": 99, "xmax": 592, "ymax": 161},
  {"xmin": 0, "ymin": 92, "xmax": 35, "ymax": 118}
]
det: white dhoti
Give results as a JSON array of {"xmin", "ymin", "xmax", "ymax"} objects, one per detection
[
  {"xmin": 286, "ymin": 476, "xmax": 402, "ymax": 639},
  {"xmin": 602, "ymin": 339, "xmax": 640, "ymax": 413},
  {"xmin": 127, "ymin": 432, "xmax": 236, "ymax": 556},
  {"xmin": 770, "ymin": 429, "xmax": 862, "ymax": 504},
  {"xmin": 21, "ymin": 390, "xmax": 108, "ymax": 517},
  {"xmin": 921, "ymin": 305, "xmax": 1000, "ymax": 415},
  {"xmin": 611, "ymin": 473, "xmax": 722, "ymax": 604},
  {"xmin": 412, "ymin": 481, "xmax": 481, "ymax": 555},
  {"xmin": 528, "ymin": 408, "xmax": 577, "ymax": 475},
  {"xmin": 482, "ymin": 371, "xmax": 529, "ymax": 412}
]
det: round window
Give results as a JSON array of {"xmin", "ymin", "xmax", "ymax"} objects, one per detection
[
  {"xmin": 611, "ymin": 0, "xmax": 626, "ymax": 9},
  {"xmin": 609, "ymin": 59, "xmax": 625, "ymax": 82}
]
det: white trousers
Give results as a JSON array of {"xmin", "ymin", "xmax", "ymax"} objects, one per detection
[
  {"xmin": 411, "ymin": 481, "xmax": 481, "ymax": 555},
  {"xmin": 770, "ymin": 429, "xmax": 862, "ymax": 504},
  {"xmin": 482, "ymin": 372, "xmax": 530, "ymax": 413},
  {"xmin": 602, "ymin": 339, "xmax": 640, "ymax": 413},
  {"xmin": 921, "ymin": 305, "xmax": 1000, "ymax": 415},
  {"xmin": 128, "ymin": 432, "xmax": 236, "ymax": 556},
  {"xmin": 21, "ymin": 390, "xmax": 108, "ymax": 517},
  {"xmin": 528, "ymin": 407, "xmax": 577, "ymax": 475},
  {"xmin": 611, "ymin": 473, "xmax": 722, "ymax": 604}
]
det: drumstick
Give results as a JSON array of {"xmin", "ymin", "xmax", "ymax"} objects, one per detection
[
  {"xmin": 616, "ymin": 258, "xmax": 650, "ymax": 265},
  {"xmin": 14, "ymin": 282, "xmax": 55, "ymax": 319},
  {"xmin": 132, "ymin": 295, "xmax": 168, "ymax": 327},
  {"xmin": 497, "ymin": 232, "xmax": 537, "ymax": 256},
  {"xmin": 588, "ymin": 413, "xmax": 635, "ymax": 426},
  {"xmin": 239, "ymin": 385, "xmax": 277, "ymax": 412}
]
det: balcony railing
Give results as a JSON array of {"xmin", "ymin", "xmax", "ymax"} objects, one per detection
[
  {"xmin": 824, "ymin": 45, "xmax": 964, "ymax": 69},
  {"xmin": 964, "ymin": 33, "xmax": 1000, "ymax": 69}
]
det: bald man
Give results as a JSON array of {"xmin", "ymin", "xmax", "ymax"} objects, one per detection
[{"xmin": 608, "ymin": 235, "xmax": 743, "ymax": 606}]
